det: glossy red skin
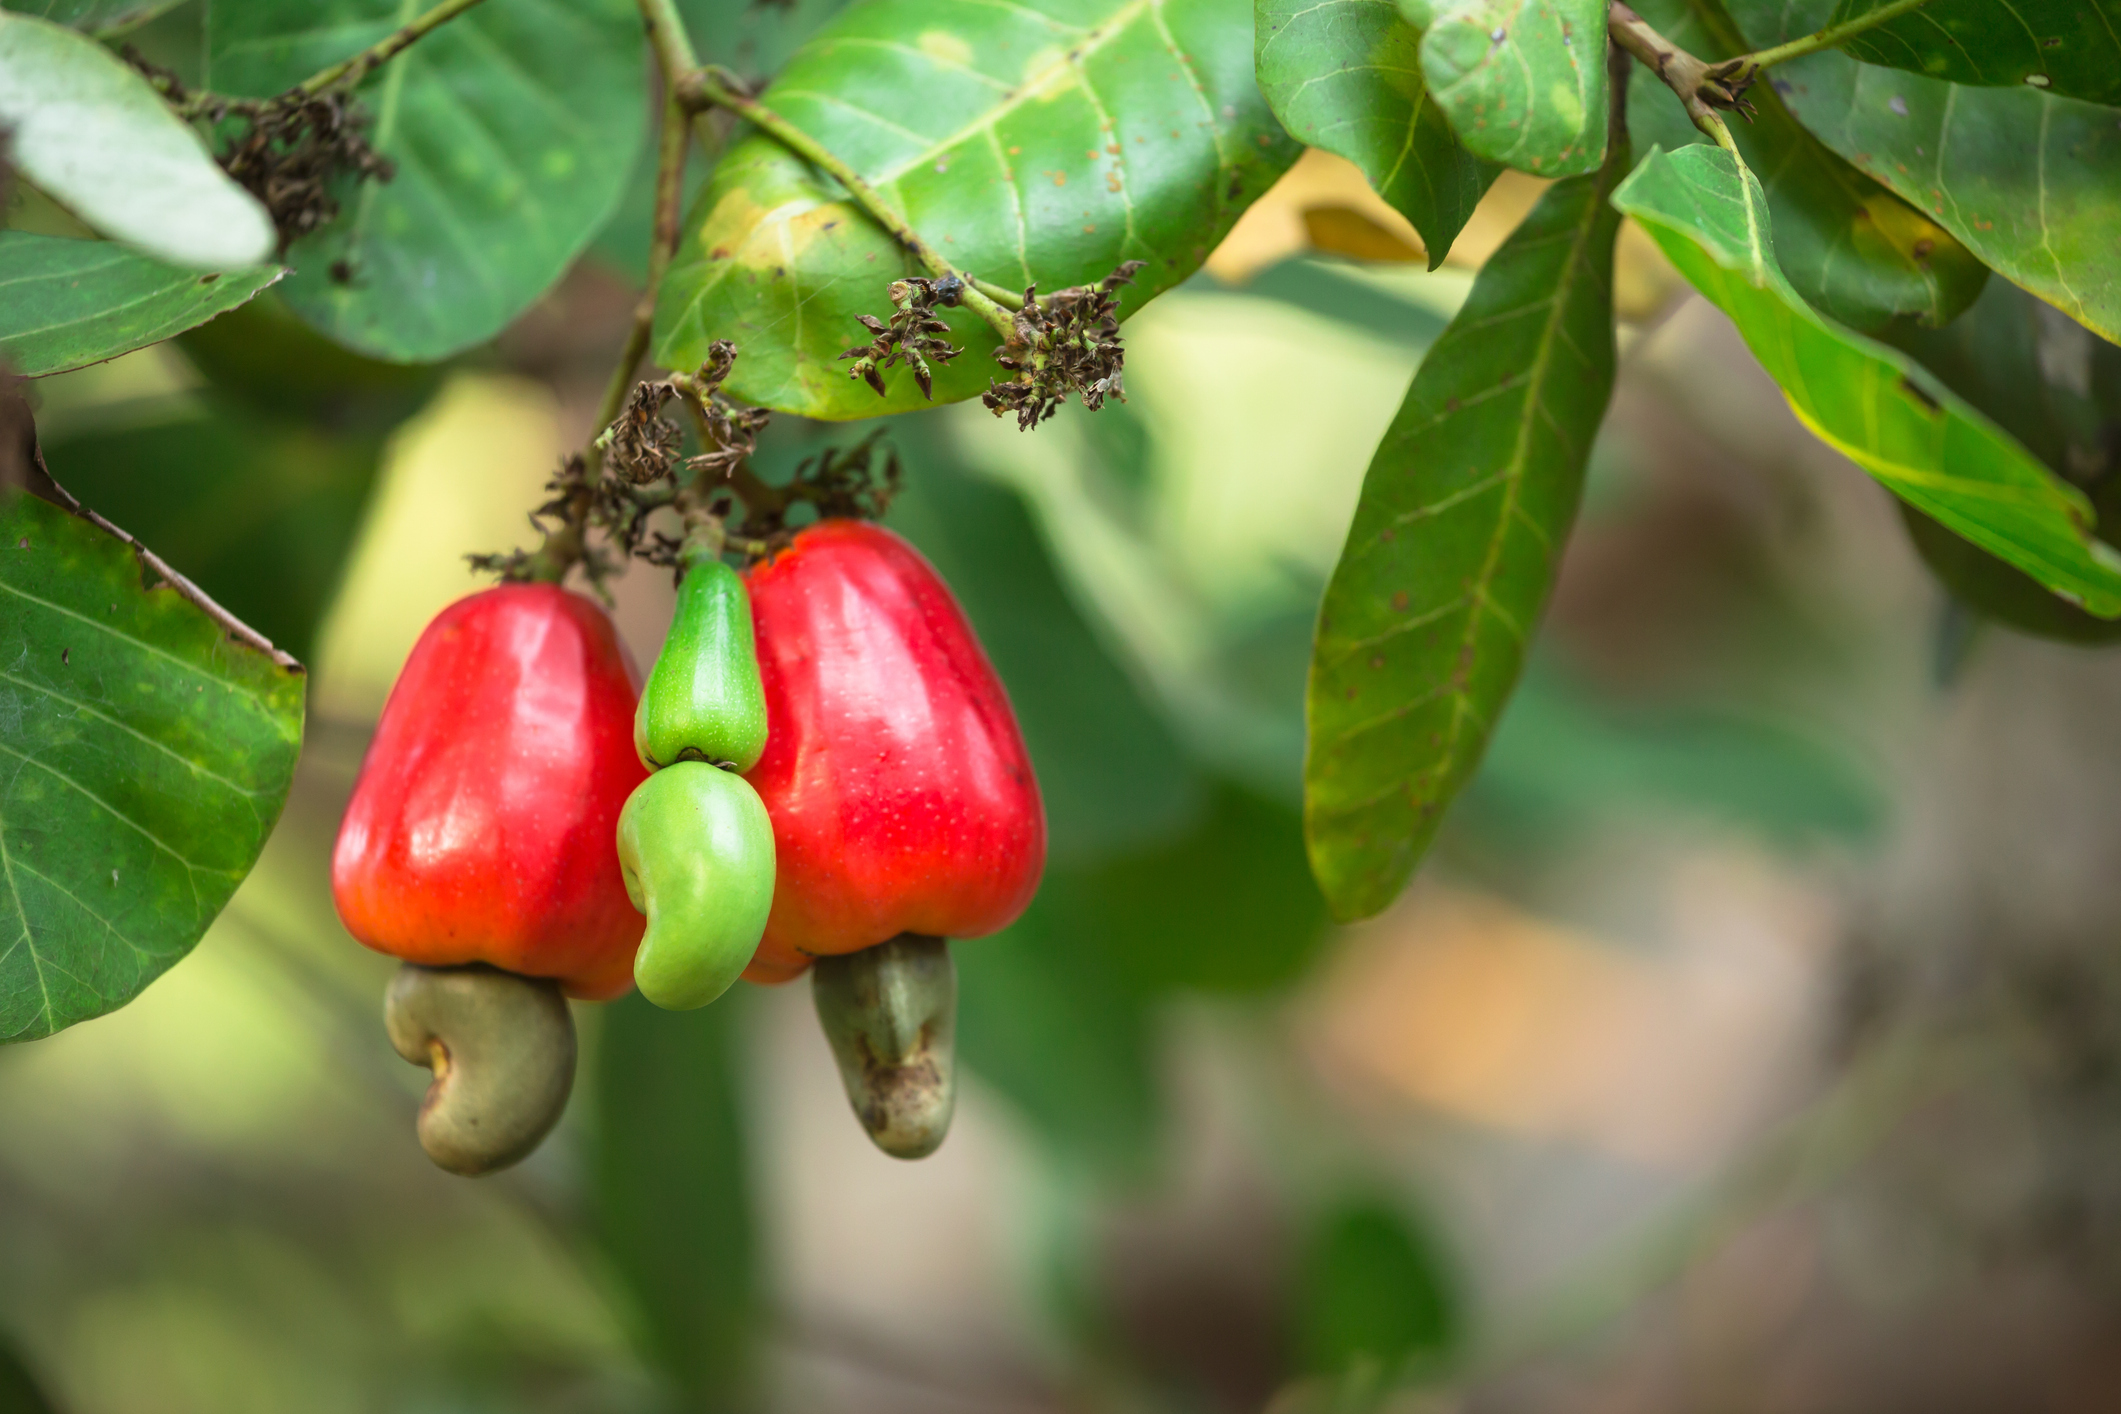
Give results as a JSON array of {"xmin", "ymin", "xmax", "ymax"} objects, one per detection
[
  {"xmin": 743, "ymin": 520, "xmax": 1045, "ymax": 982},
  {"xmin": 332, "ymin": 584, "xmax": 647, "ymax": 1000}
]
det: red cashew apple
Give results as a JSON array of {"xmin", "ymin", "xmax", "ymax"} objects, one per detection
[
  {"xmin": 333, "ymin": 583, "xmax": 648, "ymax": 1000},
  {"xmin": 741, "ymin": 519, "xmax": 1045, "ymax": 983}
]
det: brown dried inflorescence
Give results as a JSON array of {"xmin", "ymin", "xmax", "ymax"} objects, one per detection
[
  {"xmin": 983, "ymin": 260, "xmax": 1144, "ymax": 431},
  {"xmin": 472, "ymin": 345, "xmax": 773, "ymax": 587},
  {"xmin": 840, "ymin": 275, "xmax": 965, "ymax": 400},
  {"xmin": 127, "ymin": 51, "xmax": 395, "ymax": 255},
  {"xmin": 742, "ymin": 429, "xmax": 903, "ymax": 546}
]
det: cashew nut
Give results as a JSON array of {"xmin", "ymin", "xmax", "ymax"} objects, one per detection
[
  {"xmin": 385, "ymin": 963, "xmax": 576, "ymax": 1177},
  {"xmin": 811, "ymin": 934, "xmax": 957, "ymax": 1159}
]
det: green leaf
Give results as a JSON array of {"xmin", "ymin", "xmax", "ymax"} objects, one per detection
[
  {"xmin": 654, "ymin": 0, "xmax": 1301, "ymax": 418},
  {"xmin": 1398, "ymin": 0, "xmax": 1609, "ymax": 177},
  {"xmin": 211, "ymin": 0, "xmax": 644, "ymax": 362},
  {"xmin": 0, "ymin": 12, "xmax": 275, "ymax": 270},
  {"xmin": 0, "ymin": 233, "xmax": 281, "ymax": 377},
  {"xmin": 1304, "ymin": 148, "xmax": 1624, "ymax": 922},
  {"xmin": 0, "ymin": 481, "xmax": 305, "ymax": 1044},
  {"xmin": 1612, "ymin": 143, "xmax": 2121, "ymax": 613},
  {"xmin": 877, "ymin": 417, "xmax": 1204, "ymax": 866},
  {"xmin": 1623, "ymin": 0, "xmax": 1986, "ymax": 332},
  {"xmin": 1724, "ymin": 3, "xmax": 2121, "ymax": 342},
  {"xmin": 592, "ymin": 990, "xmax": 757, "ymax": 1409},
  {"xmin": 1298, "ymin": 1199, "xmax": 1460, "ymax": 1374},
  {"xmin": 1255, "ymin": 0, "xmax": 1496, "ymax": 265},
  {"xmin": 1901, "ymin": 504, "xmax": 2121, "ymax": 644},
  {"xmin": 1826, "ymin": 0, "xmax": 2121, "ymax": 107}
]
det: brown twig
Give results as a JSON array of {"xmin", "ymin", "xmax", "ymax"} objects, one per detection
[{"xmin": 1608, "ymin": 2, "xmax": 1753, "ymax": 148}]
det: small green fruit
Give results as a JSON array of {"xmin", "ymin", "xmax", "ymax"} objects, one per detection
[
  {"xmin": 618, "ymin": 761, "xmax": 776, "ymax": 1010},
  {"xmin": 636, "ymin": 556, "xmax": 769, "ymax": 771}
]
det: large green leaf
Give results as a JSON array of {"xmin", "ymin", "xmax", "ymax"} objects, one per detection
[
  {"xmin": 1826, "ymin": 0, "xmax": 2121, "ymax": 107},
  {"xmin": 210, "ymin": 0, "xmax": 644, "ymax": 362},
  {"xmin": 1613, "ymin": 143, "xmax": 2121, "ymax": 613},
  {"xmin": 0, "ymin": 12, "xmax": 275, "ymax": 270},
  {"xmin": 655, "ymin": 0, "xmax": 1301, "ymax": 418},
  {"xmin": 1304, "ymin": 148, "xmax": 1624, "ymax": 922},
  {"xmin": 0, "ymin": 233, "xmax": 280, "ymax": 377},
  {"xmin": 1723, "ymin": 1, "xmax": 2121, "ymax": 342},
  {"xmin": 0, "ymin": 476, "xmax": 304, "ymax": 1044},
  {"xmin": 1398, "ymin": 0, "xmax": 1609, "ymax": 177},
  {"xmin": 592, "ymin": 990, "xmax": 757, "ymax": 1410},
  {"xmin": 1623, "ymin": 0, "xmax": 1986, "ymax": 332},
  {"xmin": 1255, "ymin": 0, "xmax": 1495, "ymax": 265}
]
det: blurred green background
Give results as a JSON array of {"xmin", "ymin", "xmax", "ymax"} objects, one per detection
[{"xmin": 9, "ymin": 147, "xmax": 2121, "ymax": 1414}]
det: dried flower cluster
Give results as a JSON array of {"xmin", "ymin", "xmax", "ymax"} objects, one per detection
[
  {"xmin": 472, "ymin": 346, "xmax": 774, "ymax": 589},
  {"xmin": 983, "ymin": 260, "xmax": 1145, "ymax": 431},
  {"xmin": 740, "ymin": 430, "xmax": 903, "ymax": 544},
  {"xmin": 128, "ymin": 52, "xmax": 394, "ymax": 254},
  {"xmin": 840, "ymin": 276, "xmax": 966, "ymax": 399}
]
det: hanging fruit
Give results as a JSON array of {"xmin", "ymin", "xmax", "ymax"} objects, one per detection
[
  {"xmin": 332, "ymin": 582, "xmax": 646, "ymax": 1175},
  {"xmin": 744, "ymin": 519, "xmax": 1045, "ymax": 1157},
  {"xmin": 621, "ymin": 549, "xmax": 778, "ymax": 1010}
]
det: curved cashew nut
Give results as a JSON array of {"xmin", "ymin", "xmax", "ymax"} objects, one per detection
[
  {"xmin": 385, "ymin": 963, "xmax": 576, "ymax": 1177},
  {"xmin": 811, "ymin": 934, "xmax": 957, "ymax": 1159}
]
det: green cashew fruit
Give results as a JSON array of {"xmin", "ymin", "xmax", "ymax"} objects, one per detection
[
  {"xmin": 636, "ymin": 554, "xmax": 769, "ymax": 771},
  {"xmin": 618, "ymin": 760, "xmax": 776, "ymax": 1010}
]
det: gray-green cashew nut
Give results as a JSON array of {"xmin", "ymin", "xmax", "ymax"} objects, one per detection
[
  {"xmin": 811, "ymin": 933, "xmax": 958, "ymax": 1159},
  {"xmin": 385, "ymin": 963, "xmax": 577, "ymax": 1176}
]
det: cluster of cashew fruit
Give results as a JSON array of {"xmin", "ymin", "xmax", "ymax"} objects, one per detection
[{"xmin": 331, "ymin": 520, "xmax": 1045, "ymax": 1175}]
